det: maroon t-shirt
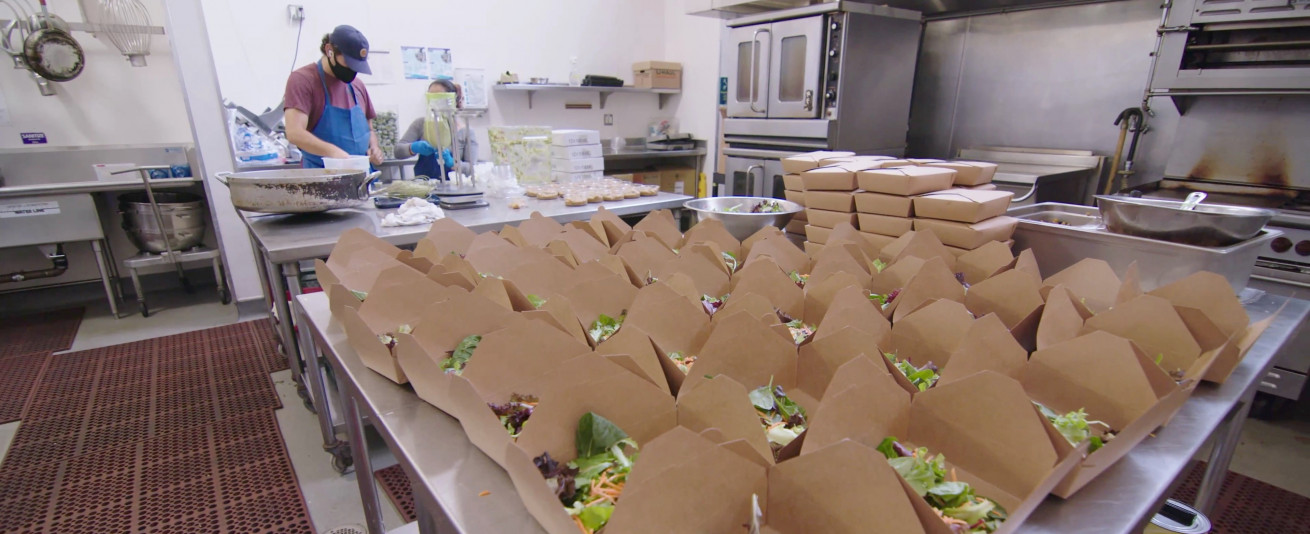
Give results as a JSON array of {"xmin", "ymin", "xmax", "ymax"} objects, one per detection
[{"xmin": 284, "ymin": 61, "xmax": 377, "ymax": 131}]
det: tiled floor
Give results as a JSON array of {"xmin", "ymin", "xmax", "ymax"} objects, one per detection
[{"xmin": 0, "ymin": 289, "xmax": 1306, "ymax": 533}]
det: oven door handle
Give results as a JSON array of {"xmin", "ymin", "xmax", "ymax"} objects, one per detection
[
  {"xmin": 749, "ymin": 28, "xmax": 770, "ymax": 114},
  {"xmin": 1013, "ymin": 183, "xmax": 1039, "ymax": 203},
  {"xmin": 745, "ymin": 164, "xmax": 764, "ymax": 197}
]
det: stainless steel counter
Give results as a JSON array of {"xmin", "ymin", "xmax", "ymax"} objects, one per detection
[
  {"xmin": 294, "ymin": 289, "xmax": 1308, "ymax": 534},
  {"xmin": 241, "ymin": 192, "xmax": 690, "ymax": 264},
  {"xmin": 602, "ymin": 146, "xmax": 707, "ymax": 161},
  {"xmin": 0, "ymin": 177, "xmax": 202, "ymax": 199}
]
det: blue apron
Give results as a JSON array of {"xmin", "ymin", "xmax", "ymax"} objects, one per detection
[
  {"xmin": 414, "ymin": 151, "xmax": 444, "ymax": 180},
  {"xmin": 301, "ymin": 62, "xmax": 371, "ymax": 169}
]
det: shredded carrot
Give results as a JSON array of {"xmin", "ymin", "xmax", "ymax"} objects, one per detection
[
  {"xmin": 478, "ymin": 490, "xmax": 490, "ymax": 497},
  {"xmin": 951, "ymin": 467, "xmax": 957, "ymax": 482},
  {"xmin": 573, "ymin": 515, "xmax": 591, "ymax": 534}
]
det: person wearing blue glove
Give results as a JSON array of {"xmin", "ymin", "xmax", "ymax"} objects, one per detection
[{"xmin": 394, "ymin": 79, "xmax": 479, "ymax": 180}]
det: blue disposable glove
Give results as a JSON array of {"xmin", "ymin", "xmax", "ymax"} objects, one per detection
[
  {"xmin": 410, "ymin": 140, "xmax": 437, "ymax": 156},
  {"xmin": 441, "ymin": 149, "xmax": 455, "ymax": 170}
]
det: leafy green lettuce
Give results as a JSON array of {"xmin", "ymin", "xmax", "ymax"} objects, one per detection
[
  {"xmin": 1035, "ymin": 403, "xmax": 1113, "ymax": 453},
  {"xmin": 526, "ymin": 294, "xmax": 548, "ymax": 309},
  {"xmin": 439, "ymin": 334, "xmax": 481, "ymax": 375},
  {"xmin": 885, "ymin": 352, "xmax": 940, "ymax": 392},
  {"xmin": 877, "ymin": 437, "xmax": 1007, "ymax": 533},
  {"xmin": 535, "ymin": 413, "xmax": 639, "ymax": 534},
  {"xmin": 587, "ymin": 313, "xmax": 625, "ymax": 344}
]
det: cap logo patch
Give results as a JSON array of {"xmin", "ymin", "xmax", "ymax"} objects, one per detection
[{"xmin": 359, "ymin": 49, "xmax": 368, "ymax": 58}]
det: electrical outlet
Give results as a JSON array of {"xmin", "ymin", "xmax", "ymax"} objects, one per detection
[
  {"xmin": 604, "ymin": 114, "xmax": 614, "ymax": 126},
  {"xmin": 288, "ymin": 5, "xmax": 305, "ymax": 23}
]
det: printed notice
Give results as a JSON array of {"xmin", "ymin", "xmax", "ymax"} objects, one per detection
[
  {"xmin": 20, "ymin": 132, "xmax": 46, "ymax": 144},
  {"xmin": 0, "ymin": 201, "xmax": 60, "ymax": 218}
]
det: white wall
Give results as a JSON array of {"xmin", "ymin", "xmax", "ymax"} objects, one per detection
[
  {"xmin": 0, "ymin": 0, "xmax": 191, "ymax": 148},
  {"xmin": 199, "ymin": 0, "xmax": 726, "ymax": 167}
]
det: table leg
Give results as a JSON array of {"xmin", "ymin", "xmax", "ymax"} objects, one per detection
[
  {"xmin": 90, "ymin": 240, "xmax": 121, "ymax": 318},
  {"xmin": 1194, "ymin": 388, "xmax": 1255, "ymax": 515},
  {"xmin": 293, "ymin": 297, "xmax": 350, "ymax": 473},
  {"xmin": 342, "ymin": 383, "xmax": 386, "ymax": 534}
]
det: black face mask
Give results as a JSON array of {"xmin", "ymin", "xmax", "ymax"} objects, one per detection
[{"xmin": 329, "ymin": 52, "xmax": 357, "ymax": 83}]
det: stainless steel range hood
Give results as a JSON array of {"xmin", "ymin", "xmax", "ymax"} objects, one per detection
[{"xmin": 688, "ymin": 0, "xmax": 1128, "ymax": 19}]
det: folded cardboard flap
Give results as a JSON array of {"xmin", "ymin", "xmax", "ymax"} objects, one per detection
[
  {"xmin": 890, "ymin": 256, "xmax": 966, "ymax": 323},
  {"xmin": 1198, "ymin": 307, "xmax": 1280, "ymax": 384},
  {"xmin": 804, "ymin": 241, "xmax": 825, "ymax": 256},
  {"xmin": 1035, "ymin": 285, "xmax": 1091, "ymax": 351},
  {"xmin": 888, "ymin": 299, "xmax": 975, "ymax": 369},
  {"xmin": 742, "ymin": 225, "xmax": 786, "ymax": 257},
  {"xmin": 965, "ymin": 268, "xmax": 1045, "ymax": 350},
  {"xmin": 676, "ymin": 312, "xmax": 801, "ymax": 404},
  {"xmin": 767, "ymin": 440, "xmax": 928, "ymax": 534},
  {"xmin": 340, "ymin": 268, "xmax": 456, "ymax": 383},
  {"xmin": 714, "ymin": 292, "xmax": 783, "ymax": 327},
  {"xmin": 802, "ymin": 161, "xmax": 885, "ymax": 191},
  {"xmin": 878, "ymin": 230, "xmax": 957, "ymax": 272},
  {"xmin": 802, "ymin": 358, "xmax": 910, "ymax": 454},
  {"xmin": 861, "ymin": 231, "xmax": 899, "ymax": 253},
  {"xmin": 804, "ymin": 225, "xmax": 831, "ymax": 245},
  {"xmin": 500, "ymin": 441, "xmax": 582, "ymax": 534},
  {"xmin": 625, "ymin": 284, "xmax": 710, "ymax": 364},
  {"xmin": 805, "ymin": 191, "xmax": 857, "ymax": 212},
  {"xmin": 922, "ymin": 161, "xmax": 998, "ymax": 186},
  {"xmin": 1014, "ymin": 249, "xmax": 1042, "ymax": 280},
  {"xmin": 553, "ymin": 226, "xmax": 610, "ymax": 264},
  {"xmin": 466, "ymin": 238, "xmax": 555, "ymax": 279},
  {"xmin": 651, "ymin": 243, "xmax": 731, "ymax": 298},
  {"xmin": 590, "ymin": 205, "xmax": 632, "ymax": 243},
  {"xmin": 632, "ymin": 209, "xmax": 683, "ymax": 249},
  {"xmin": 341, "ymin": 305, "xmax": 408, "ymax": 384},
  {"xmin": 807, "ymin": 208, "xmax": 859, "ymax": 229},
  {"xmin": 803, "ymin": 271, "xmax": 864, "ymax": 325},
  {"xmin": 1149, "ymin": 271, "xmax": 1249, "ymax": 338},
  {"xmin": 957, "ymin": 240, "xmax": 1015, "ymax": 285},
  {"xmin": 676, "ymin": 374, "xmax": 775, "ymax": 464},
  {"xmin": 744, "ymin": 234, "xmax": 811, "ymax": 277},
  {"xmin": 527, "ymin": 295, "xmax": 590, "ymax": 345},
  {"xmin": 604, "ymin": 427, "xmax": 768, "ymax": 534},
  {"xmin": 679, "ymin": 217, "xmax": 742, "ymax": 257},
  {"xmin": 500, "ymin": 256, "xmax": 580, "ymax": 298},
  {"xmin": 413, "ymin": 217, "xmax": 479, "ymax": 260},
  {"xmin": 939, "ymin": 313, "xmax": 1029, "ymax": 386},
  {"xmin": 318, "ymin": 245, "xmax": 410, "ymax": 300},
  {"xmin": 781, "ymin": 150, "xmax": 856, "ymax": 174},
  {"xmin": 1081, "ymin": 294, "xmax": 1203, "ymax": 379},
  {"xmin": 912, "ymin": 189, "xmax": 1013, "ymax": 224},
  {"xmin": 797, "ymin": 326, "xmax": 885, "ymax": 403},
  {"xmin": 869, "ymin": 255, "xmax": 924, "ymax": 296},
  {"xmin": 854, "ymin": 191, "xmax": 915, "ymax": 217},
  {"xmin": 1044, "ymin": 258, "xmax": 1122, "ymax": 313},
  {"xmin": 1117, "ymin": 262, "xmax": 1144, "ymax": 306},
  {"xmin": 815, "ymin": 285, "xmax": 892, "ymax": 347},
  {"xmin": 556, "ymin": 272, "xmax": 639, "ymax": 338},
  {"xmin": 826, "ymin": 223, "xmax": 877, "ymax": 260},
  {"xmin": 908, "ymin": 371, "xmax": 1061, "ymax": 513},
  {"xmin": 594, "ymin": 325, "xmax": 673, "ymax": 395},
  {"xmin": 654, "ymin": 272, "xmax": 702, "ymax": 304},
  {"xmin": 856, "ymin": 166, "xmax": 957, "ymax": 197},
  {"xmin": 1025, "ymin": 331, "xmax": 1171, "ymax": 434},
  {"xmin": 808, "ymin": 244, "xmax": 872, "ymax": 289},
  {"xmin": 496, "ymin": 224, "xmax": 529, "ymax": 248},
  {"xmin": 912, "ymin": 216, "xmax": 1019, "ymax": 250},
  {"xmin": 857, "ymin": 213, "xmax": 914, "ymax": 237}
]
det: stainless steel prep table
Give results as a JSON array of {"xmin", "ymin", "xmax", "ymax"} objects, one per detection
[
  {"xmin": 243, "ymin": 193, "xmax": 692, "ymax": 470},
  {"xmin": 294, "ymin": 289, "xmax": 1308, "ymax": 534}
]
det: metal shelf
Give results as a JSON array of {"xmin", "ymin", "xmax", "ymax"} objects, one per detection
[{"xmin": 493, "ymin": 84, "xmax": 680, "ymax": 110}]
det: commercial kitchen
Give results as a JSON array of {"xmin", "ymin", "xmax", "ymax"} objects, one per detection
[{"xmin": 0, "ymin": 0, "xmax": 1307, "ymax": 533}]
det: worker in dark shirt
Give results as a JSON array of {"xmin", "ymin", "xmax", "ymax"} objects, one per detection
[{"xmin": 283, "ymin": 25, "xmax": 383, "ymax": 168}]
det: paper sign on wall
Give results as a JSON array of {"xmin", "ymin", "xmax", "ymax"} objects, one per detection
[
  {"xmin": 401, "ymin": 46, "xmax": 454, "ymax": 80},
  {"xmin": 0, "ymin": 201, "xmax": 60, "ymax": 218},
  {"xmin": 455, "ymin": 68, "xmax": 487, "ymax": 109}
]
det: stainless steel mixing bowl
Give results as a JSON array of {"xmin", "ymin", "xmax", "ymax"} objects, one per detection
[
  {"xmin": 683, "ymin": 197, "xmax": 804, "ymax": 241},
  {"xmin": 1096, "ymin": 195, "xmax": 1275, "ymax": 247}
]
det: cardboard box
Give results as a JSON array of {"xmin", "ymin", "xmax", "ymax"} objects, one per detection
[
  {"xmin": 680, "ymin": 218, "xmax": 742, "ymax": 258},
  {"xmin": 1148, "ymin": 272, "xmax": 1278, "ymax": 383},
  {"xmin": 806, "ymin": 208, "xmax": 858, "ymax": 229},
  {"xmin": 742, "ymin": 233, "xmax": 810, "ymax": 276},
  {"xmin": 802, "ymin": 161, "xmax": 886, "ymax": 191},
  {"xmin": 675, "ymin": 312, "xmax": 801, "ymax": 409},
  {"xmin": 549, "ymin": 144, "xmax": 603, "ymax": 160},
  {"xmin": 913, "ymin": 216, "xmax": 1019, "ymax": 250},
  {"xmin": 785, "ymin": 219, "xmax": 807, "ymax": 235},
  {"xmin": 854, "ymin": 192, "xmax": 915, "ymax": 217},
  {"xmin": 906, "ymin": 158, "xmax": 946, "ymax": 165},
  {"xmin": 805, "ymin": 191, "xmax": 856, "ymax": 212},
  {"xmin": 783, "ymin": 190, "xmax": 806, "ymax": 207},
  {"xmin": 924, "ymin": 161, "xmax": 999, "ymax": 186},
  {"xmin": 805, "ymin": 225, "xmax": 831, "ymax": 244},
  {"xmin": 632, "ymin": 209, "xmax": 684, "ymax": 249},
  {"xmin": 783, "ymin": 173, "xmax": 805, "ymax": 191},
  {"xmin": 888, "ymin": 299, "xmax": 974, "ymax": 368},
  {"xmin": 550, "ymin": 157, "xmax": 604, "ymax": 173},
  {"xmin": 612, "ymin": 172, "xmax": 635, "ymax": 182},
  {"xmin": 857, "ymin": 213, "xmax": 913, "ymax": 237},
  {"xmin": 804, "ymin": 241, "xmax": 825, "ymax": 256},
  {"xmin": 808, "ymin": 242, "xmax": 872, "ymax": 288},
  {"xmin": 781, "ymin": 151, "xmax": 855, "ymax": 174},
  {"xmin": 633, "ymin": 60, "xmax": 683, "ymax": 89},
  {"xmin": 826, "ymin": 224, "xmax": 877, "ymax": 262},
  {"xmin": 857, "ymin": 166, "xmax": 956, "ymax": 196},
  {"xmin": 651, "ymin": 243, "xmax": 730, "ymax": 298},
  {"xmin": 972, "ymin": 183, "xmax": 999, "ymax": 191},
  {"xmin": 660, "ymin": 167, "xmax": 697, "ymax": 195},
  {"xmin": 731, "ymin": 257, "xmax": 805, "ymax": 320},
  {"xmin": 964, "ymin": 269, "xmax": 1045, "ymax": 351},
  {"xmin": 550, "ymin": 129, "xmax": 600, "ymax": 146},
  {"xmin": 938, "ymin": 313, "xmax": 1028, "ymax": 386},
  {"xmin": 913, "ymin": 189, "xmax": 1014, "ymax": 223},
  {"xmin": 877, "ymin": 230, "xmax": 958, "ymax": 273},
  {"xmin": 1080, "ymin": 294, "xmax": 1226, "ymax": 382},
  {"xmin": 551, "ymin": 170, "xmax": 604, "ymax": 183},
  {"xmin": 861, "ymin": 231, "xmax": 899, "ymax": 252},
  {"xmin": 631, "ymin": 170, "xmax": 663, "ymax": 188}
]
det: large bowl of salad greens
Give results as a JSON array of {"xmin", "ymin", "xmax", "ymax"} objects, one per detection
[{"xmin": 683, "ymin": 196, "xmax": 804, "ymax": 241}]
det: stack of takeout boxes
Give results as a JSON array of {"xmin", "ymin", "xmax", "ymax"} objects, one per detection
[
  {"xmin": 779, "ymin": 151, "xmax": 855, "ymax": 241},
  {"xmin": 912, "ymin": 187, "xmax": 1018, "ymax": 255},
  {"xmin": 853, "ymin": 163, "xmax": 955, "ymax": 251},
  {"xmin": 799, "ymin": 156, "xmax": 898, "ymax": 255},
  {"xmin": 312, "ymin": 204, "xmax": 1280, "ymax": 534},
  {"xmin": 550, "ymin": 129, "xmax": 604, "ymax": 182}
]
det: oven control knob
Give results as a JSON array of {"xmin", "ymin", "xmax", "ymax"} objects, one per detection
[
  {"xmin": 830, "ymin": 21, "xmax": 841, "ymax": 31},
  {"xmin": 1296, "ymin": 240, "xmax": 1310, "ymax": 256},
  {"xmin": 1272, "ymin": 237, "xmax": 1293, "ymax": 253},
  {"xmin": 825, "ymin": 90, "xmax": 837, "ymax": 101},
  {"xmin": 829, "ymin": 48, "xmax": 839, "ymax": 58}
]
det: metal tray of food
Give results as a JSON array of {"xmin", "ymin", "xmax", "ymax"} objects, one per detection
[{"xmin": 1009, "ymin": 203, "xmax": 1278, "ymax": 292}]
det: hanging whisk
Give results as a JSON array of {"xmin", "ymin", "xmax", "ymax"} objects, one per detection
[{"xmin": 97, "ymin": 0, "xmax": 150, "ymax": 66}]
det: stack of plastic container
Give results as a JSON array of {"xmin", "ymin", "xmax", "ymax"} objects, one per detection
[{"xmin": 551, "ymin": 130, "xmax": 604, "ymax": 182}]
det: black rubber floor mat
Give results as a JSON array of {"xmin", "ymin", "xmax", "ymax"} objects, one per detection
[
  {"xmin": 1172, "ymin": 461, "xmax": 1310, "ymax": 533},
  {"xmin": 0, "ymin": 307, "xmax": 83, "ymax": 358},
  {"xmin": 375, "ymin": 464, "xmax": 417, "ymax": 523},
  {"xmin": 0, "ymin": 409, "xmax": 315, "ymax": 534}
]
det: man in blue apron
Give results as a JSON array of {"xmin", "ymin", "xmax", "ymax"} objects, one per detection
[{"xmin": 283, "ymin": 25, "xmax": 383, "ymax": 169}]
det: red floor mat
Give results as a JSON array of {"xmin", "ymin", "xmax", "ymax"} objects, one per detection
[
  {"xmin": 0, "ymin": 352, "xmax": 51, "ymax": 424},
  {"xmin": 375, "ymin": 464, "xmax": 418, "ymax": 523},
  {"xmin": 246, "ymin": 318, "xmax": 289, "ymax": 373},
  {"xmin": 0, "ymin": 307, "xmax": 83, "ymax": 358},
  {"xmin": 1171, "ymin": 461, "xmax": 1310, "ymax": 533}
]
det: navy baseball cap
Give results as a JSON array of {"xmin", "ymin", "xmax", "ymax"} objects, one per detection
[{"xmin": 328, "ymin": 25, "xmax": 372, "ymax": 75}]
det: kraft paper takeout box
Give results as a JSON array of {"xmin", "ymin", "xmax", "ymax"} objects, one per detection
[
  {"xmin": 714, "ymin": 292, "xmax": 781, "ymax": 328},
  {"xmin": 913, "ymin": 216, "xmax": 1019, "ymax": 250},
  {"xmin": 550, "ymin": 225, "xmax": 610, "ymax": 264},
  {"xmin": 937, "ymin": 313, "xmax": 1029, "ymax": 387},
  {"xmin": 615, "ymin": 232, "xmax": 678, "ymax": 282},
  {"xmin": 877, "ymin": 230, "xmax": 957, "ymax": 272},
  {"xmin": 1043, "ymin": 258, "xmax": 1123, "ymax": 314},
  {"xmin": 1023, "ymin": 330, "xmax": 1188, "ymax": 497},
  {"xmin": 782, "ymin": 173, "xmax": 805, "ymax": 191},
  {"xmin": 869, "ymin": 256, "xmax": 924, "ymax": 298},
  {"xmin": 922, "ymin": 161, "xmax": 999, "ymax": 186},
  {"xmin": 797, "ymin": 325, "xmax": 887, "ymax": 405},
  {"xmin": 589, "ymin": 205, "xmax": 632, "ymax": 244},
  {"xmin": 512, "ymin": 212, "xmax": 566, "ymax": 247},
  {"xmin": 957, "ymin": 240, "xmax": 1016, "ymax": 286},
  {"xmin": 499, "ymin": 256, "xmax": 580, "ymax": 299},
  {"xmin": 679, "ymin": 218, "xmax": 743, "ymax": 258},
  {"xmin": 814, "ymin": 285, "xmax": 892, "ymax": 347},
  {"xmin": 784, "ymin": 190, "xmax": 806, "ymax": 207},
  {"xmin": 785, "ymin": 219, "xmax": 807, "ymax": 236},
  {"xmin": 676, "ymin": 311, "xmax": 801, "ymax": 409},
  {"xmin": 912, "ymin": 189, "xmax": 1014, "ymax": 223},
  {"xmin": 1035, "ymin": 285, "xmax": 1095, "ymax": 351},
  {"xmin": 802, "ymin": 161, "xmax": 886, "ymax": 191},
  {"xmin": 802, "ymin": 358, "xmax": 910, "ymax": 455},
  {"xmin": 1148, "ymin": 272, "xmax": 1280, "ymax": 383},
  {"xmin": 632, "ymin": 209, "xmax": 683, "ymax": 249},
  {"xmin": 805, "ymin": 191, "xmax": 857, "ymax": 212},
  {"xmin": 412, "ymin": 217, "xmax": 479, "ymax": 261},
  {"xmin": 594, "ymin": 325, "xmax": 673, "ymax": 395},
  {"xmin": 804, "ymin": 225, "xmax": 831, "ymax": 244},
  {"xmin": 603, "ymin": 427, "xmax": 768, "ymax": 534},
  {"xmin": 889, "ymin": 256, "xmax": 966, "ymax": 323},
  {"xmin": 742, "ymin": 225, "xmax": 786, "ymax": 256},
  {"xmin": 887, "ymin": 299, "xmax": 974, "ymax": 369},
  {"xmin": 807, "ymin": 242, "xmax": 872, "ymax": 289},
  {"xmin": 861, "ymin": 231, "xmax": 899, "ymax": 252},
  {"xmin": 621, "ymin": 283, "xmax": 712, "ymax": 394},
  {"xmin": 825, "ymin": 223, "xmax": 877, "ymax": 260},
  {"xmin": 1080, "ymin": 293, "xmax": 1232, "ymax": 384},
  {"xmin": 803, "ymin": 271, "xmax": 864, "ymax": 325},
  {"xmin": 806, "ymin": 208, "xmax": 858, "ymax": 229},
  {"xmin": 316, "ymin": 228, "xmax": 412, "ymax": 314},
  {"xmin": 854, "ymin": 191, "xmax": 915, "ymax": 217},
  {"xmin": 857, "ymin": 213, "xmax": 913, "ymax": 237},
  {"xmin": 965, "ymin": 269, "xmax": 1045, "ymax": 351},
  {"xmin": 744, "ymin": 233, "xmax": 811, "ymax": 276},
  {"xmin": 857, "ymin": 166, "xmax": 956, "ymax": 196},
  {"xmin": 731, "ymin": 256, "xmax": 805, "ymax": 320},
  {"xmin": 781, "ymin": 150, "xmax": 856, "ymax": 174},
  {"xmin": 555, "ymin": 271, "xmax": 638, "ymax": 348},
  {"xmin": 393, "ymin": 290, "xmax": 528, "ymax": 407},
  {"xmin": 340, "ymin": 267, "xmax": 467, "ymax": 384},
  {"xmin": 804, "ymin": 241, "xmax": 825, "ymax": 256},
  {"xmin": 676, "ymin": 374, "xmax": 777, "ymax": 465},
  {"xmin": 651, "ymin": 242, "xmax": 731, "ymax": 298}
]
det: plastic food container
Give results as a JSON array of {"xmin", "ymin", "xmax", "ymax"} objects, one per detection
[{"xmin": 324, "ymin": 156, "xmax": 371, "ymax": 172}]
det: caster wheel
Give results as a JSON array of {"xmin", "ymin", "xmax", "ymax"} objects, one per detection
[
  {"xmin": 220, "ymin": 289, "xmax": 232, "ymax": 305},
  {"xmin": 331, "ymin": 450, "xmax": 354, "ymax": 474},
  {"xmin": 140, "ymin": 302, "xmax": 150, "ymax": 318}
]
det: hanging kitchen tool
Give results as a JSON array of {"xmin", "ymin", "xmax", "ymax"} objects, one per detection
[
  {"xmin": 112, "ymin": 165, "xmax": 195, "ymax": 295},
  {"xmin": 96, "ymin": 0, "xmax": 150, "ymax": 66},
  {"xmin": 23, "ymin": 1, "xmax": 84, "ymax": 82},
  {"xmin": 1103, "ymin": 107, "xmax": 1145, "ymax": 196}
]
